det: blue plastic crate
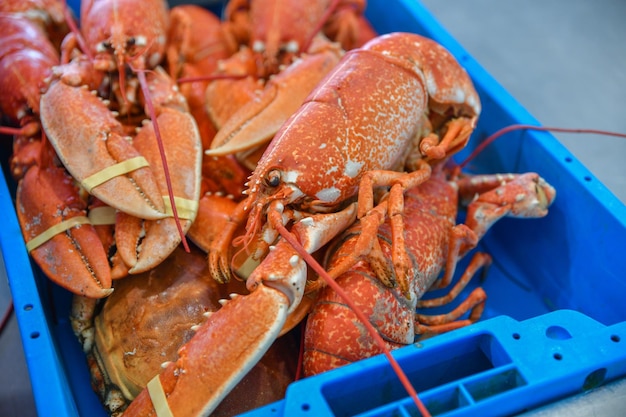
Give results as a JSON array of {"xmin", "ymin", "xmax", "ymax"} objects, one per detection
[
  {"xmin": 1, "ymin": 0, "xmax": 625, "ymax": 416},
  {"xmin": 242, "ymin": 310, "xmax": 626, "ymax": 417}
]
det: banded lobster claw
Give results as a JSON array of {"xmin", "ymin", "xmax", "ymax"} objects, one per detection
[
  {"xmin": 114, "ymin": 67, "xmax": 203, "ymax": 274},
  {"xmin": 16, "ymin": 142, "xmax": 113, "ymax": 298},
  {"xmin": 123, "ymin": 203, "xmax": 357, "ymax": 416},
  {"xmin": 39, "ymin": 56, "xmax": 168, "ymax": 220}
]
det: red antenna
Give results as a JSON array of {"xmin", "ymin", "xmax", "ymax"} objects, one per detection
[
  {"xmin": 274, "ymin": 220, "xmax": 432, "ymax": 417},
  {"xmin": 459, "ymin": 124, "xmax": 626, "ymax": 170}
]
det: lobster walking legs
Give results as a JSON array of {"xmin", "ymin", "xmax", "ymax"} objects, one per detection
[{"xmin": 303, "ymin": 168, "xmax": 556, "ymax": 376}]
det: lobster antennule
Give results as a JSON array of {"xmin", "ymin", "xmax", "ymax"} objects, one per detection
[{"xmin": 273, "ymin": 220, "xmax": 432, "ymax": 417}]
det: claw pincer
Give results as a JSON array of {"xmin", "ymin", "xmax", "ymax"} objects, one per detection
[{"xmin": 40, "ymin": 57, "xmax": 167, "ymax": 220}]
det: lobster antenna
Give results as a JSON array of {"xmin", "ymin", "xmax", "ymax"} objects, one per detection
[
  {"xmin": 136, "ymin": 69, "xmax": 190, "ymax": 253},
  {"xmin": 274, "ymin": 221, "xmax": 432, "ymax": 417},
  {"xmin": 176, "ymin": 73, "xmax": 248, "ymax": 85},
  {"xmin": 458, "ymin": 124, "xmax": 626, "ymax": 170}
]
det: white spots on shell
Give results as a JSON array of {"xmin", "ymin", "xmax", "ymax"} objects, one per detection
[
  {"xmin": 344, "ymin": 159, "xmax": 364, "ymax": 178},
  {"xmin": 326, "ymin": 165, "xmax": 339, "ymax": 175},
  {"xmin": 282, "ymin": 169, "xmax": 299, "ymax": 184},
  {"xmin": 262, "ymin": 227, "xmax": 276, "ymax": 245},
  {"xmin": 284, "ymin": 40, "xmax": 299, "ymax": 54},
  {"xmin": 316, "ymin": 186, "xmax": 341, "ymax": 203},
  {"xmin": 425, "ymin": 74, "xmax": 439, "ymax": 99},
  {"xmin": 319, "ymin": 143, "xmax": 327, "ymax": 149},
  {"xmin": 299, "ymin": 217, "xmax": 315, "ymax": 227},
  {"xmin": 124, "ymin": 348, "xmax": 137, "ymax": 356},
  {"xmin": 148, "ymin": 53, "xmax": 162, "ymax": 69},
  {"xmin": 134, "ymin": 35, "xmax": 148, "ymax": 47},
  {"xmin": 253, "ymin": 40, "xmax": 265, "ymax": 53},
  {"xmin": 467, "ymin": 93, "xmax": 481, "ymax": 114},
  {"xmin": 453, "ymin": 87, "xmax": 466, "ymax": 105},
  {"xmin": 289, "ymin": 255, "xmax": 300, "ymax": 267}
]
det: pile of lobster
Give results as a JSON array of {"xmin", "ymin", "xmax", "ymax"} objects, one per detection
[{"xmin": 0, "ymin": 1, "xmax": 556, "ymax": 416}]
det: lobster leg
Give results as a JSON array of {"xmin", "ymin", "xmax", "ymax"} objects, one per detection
[
  {"xmin": 414, "ymin": 252, "xmax": 491, "ymax": 336},
  {"xmin": 325, "ymin": 159, "xmax": 434, "ymax": 296},
  {"xmin": 458, "ymin": 172, "xmax": 556, "ymax": 256},
  {"xmin": 414, "ymin": 287, "xmax": 488, "ymax": 336}
]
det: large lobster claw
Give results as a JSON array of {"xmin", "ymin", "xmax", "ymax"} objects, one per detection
[
  {"xmin": 124, "ymin": 283, "xmax": 289, "ymax": 416},
  {"xmin": 39, "ymin": 57, "xmax": 167, "ymax": 220},
  {"xmin": 123, "ymin": 203, "xmax": 358, "ymax": 416},
  {"xmin": 16, "ymin": 159, "xmax": 113, "ymax": 298},
  {"xmin": 206, "ymin": 38, "xmax": 343, "ymax": 157}
]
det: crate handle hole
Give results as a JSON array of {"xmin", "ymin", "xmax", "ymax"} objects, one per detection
[
  {"xmin": 584, "ymin": 176, "xmax": 592, "ymax": 182},
  {"xmin": 582, "ymin": 368, "xmax": 607, "ymax": 391},
  {"xmin": 545, "ymin": 325, "xmax": 572, "ymax": 340},
  {"xmin": 611, "ymin": 334, "xmax": 621, "ymax": 343},
  {"xmin": 512, "ymin": 333, "xmax": 521, "ymax": 340},
  {"xmin": 30, "ymin": 331, "xmax": 40, "ymax": 339},
  {"xmin": 301, "ymin": 403, "xmax": 310, "ymax": 411},
  {"xmin": 23, "ymin": 304, "xmax": 33, "ymax": 311},
  {"xmin": 564, "ymin": 157, "xmax": 573, "ymax": 163},
  {"xmin": 553, "ymin": 353, "xmax": 563, "ymax": 361}
]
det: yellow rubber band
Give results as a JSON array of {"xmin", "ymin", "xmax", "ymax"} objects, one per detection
[
  {"xmin": 81, "ymin": 156, "xmax": 150, "ymax": 193},
  {"xmin": 26, "ymin": 216, "xmax": 91, "ymax": 253},
  {"xmin": 162, "ymin": 196, "xmax": 198, "ymax": 220},
  {"xmin": 87, "ymin": 206, "xmax": 117, "ymax": 225},
  {"xmin": 147, "ymin": 375, "xmax": 174, "ymax": 417}
]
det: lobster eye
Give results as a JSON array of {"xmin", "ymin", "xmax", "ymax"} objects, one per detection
[
  {"xmin": 265, "ymin": 169, "xmax": 281, "ymax": 188},
  {"xmin": 97, "ymin": 41, "xmax": 112, "ymax": 52}
]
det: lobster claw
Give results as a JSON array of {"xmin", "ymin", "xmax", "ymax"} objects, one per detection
[
  {"xmin": 206, "ymin": 40, "xmax": 342, "ymax": 157},
  {"xmin": 17, "ymin": 162, "xmax": 113, "ymax": 298},
  {"xmin": 123, "ymin": 283, "xmax": 290, "ymax": 416},
  {"xmin": 124, "ymin": 203, "xmax": 358, "ymax": 415},
  {"xmin": 115, "ymin": 68, "xmax": 203, "ymax": 274},
  {"xmin": 39, "ymin": 57, "xmax": 167, "ymax": 220}
]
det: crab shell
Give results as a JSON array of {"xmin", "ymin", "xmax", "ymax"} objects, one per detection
[{"xmin": 87, "ymin": 245, "xmax": 297, "ymax": 416}]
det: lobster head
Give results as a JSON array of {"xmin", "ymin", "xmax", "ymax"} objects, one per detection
[
  {"xmin": 80, "ymin": 0, "xmax": 169, "ymax": 87},
  {"xmin": 226, "ymin": 0, "xmax": 355, "ymax": 76}
]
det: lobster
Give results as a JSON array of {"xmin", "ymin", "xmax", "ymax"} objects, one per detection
[
  {"xmin": 38, "ymin": 0, "xmax": 203, "ymax": 275},
  {"xmin": 0, "ymin": 4, "xmax": 118, "ymax": 298},
  {"xmin": 204, "ymin": 0, "xmax": 376, "ymax": 163},
  {"xmin": 0, "ymin": 0, "xmax": 70, "ymax": 51},
  {"xmin": 122, "ymin": 31, "xmax": 480, "ymax": 416},
  {"xmin": 303, "ymin": 162, "xmax": 556, "ymax": 376},
  {"xmin": 0, "ymin": 0, "xmax": 205, "ymax": 295},
  {"xmin": 71, "ymin": 245, "xmax": 299, "ymax": 417}
]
